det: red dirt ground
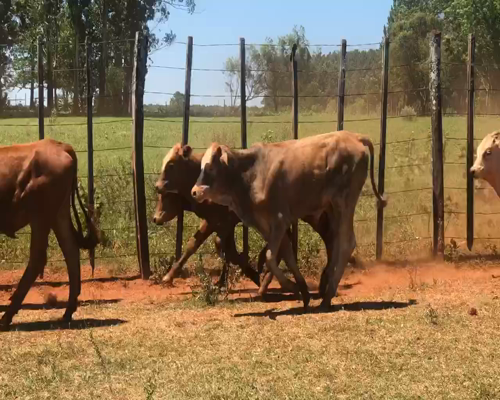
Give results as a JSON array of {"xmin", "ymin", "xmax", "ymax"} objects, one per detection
[{"xmin": 1, "ymin": 261, "xmax": 500, "ymax": 308}]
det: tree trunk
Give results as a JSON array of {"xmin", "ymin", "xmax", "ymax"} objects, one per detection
[
  {"xmin": 123, "ymin": 40, "xmax": 133, "ymax": 116},
  {"xmin": 486, "ymin": 88, "xmax": 490, "ymax": 114},
  {"xmin": 30, "ymin": 54, "xmax": 35, "ymax": 110},
  {"xmin": 73, "ymin": 33, "xmax": 80, "ymax": 115},
  {"xmin": 47, "ymin": 42, "xmax": 53, "ymax": 114},
  {"xmin": 0, "ymin": 81, "xmax": 3, "ymax": 113},
  {"xmin": 54, "ymin": 50, "xmax": 58, "ymax": 113},
  {"xmin": 114, "ymin": 45, "xmax": 123, "ymax": 116},
  {"xmin": 98, "ymin": 0, "xmax": 107, "ymax": 115}
]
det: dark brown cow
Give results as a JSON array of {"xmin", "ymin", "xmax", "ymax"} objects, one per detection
[
  {"xmin": 154, "ymin": 143, "xmax": 355, "ymax": 296},
  {"xmin": 191, "ymin": 131, "xmax": 386, "ymax": 309},
  {"xmin": 153, "ymin": 144, "xmax": 261, "ymax": 286},
  {"xmin": 153, "ymin": 190, "xmax": 261, "ymax": 286},
  {"xmin": 0, "ymin": 139, "xmax": 99, "ymax": 330}
]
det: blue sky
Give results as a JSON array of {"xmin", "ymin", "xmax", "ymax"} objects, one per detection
[
  {"xmin": 7, "ymin": 0, "xmax": 394, "ymax": 107},
  {"xmin": 147, "ymin": 0, "xmax": 393, "ymax": 105}
]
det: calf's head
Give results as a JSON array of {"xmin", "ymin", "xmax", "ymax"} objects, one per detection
[
  {"xmin": 153, "ymin": 143, "xmax": 193, "ymax": 225},
  {"xmin": 471, "ymin": 131, "xmax": 500, "ymax": 196},
  {"xmin": 155, "ymin": 143, "xmax": 193, "ymax": 195},
  {"xmin": 191, "ymin": 143, "xmax": 233, "ymax": 206},
  {"xmin": 153, "ymin": 192, "xmax": 183, "ymax": 225}
]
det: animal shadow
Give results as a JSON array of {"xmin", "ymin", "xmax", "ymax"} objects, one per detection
[
  {"xmin": 234, "ymin": 299, "xmax": 417, "ymax": 320},
  {"xmin": 230, "ymin": 281, "xmax": 363, "ymax": 304},
  {"xmin": 0, "ymin": 275, "xmax": 141, "ymax": 292},
  {"xmin": 5, "ymin": 318, "xmax": 127, "ymax": 332},
  {"xmin": 0, "ymin": 299, "xmax": 122, "ymax": 313}
]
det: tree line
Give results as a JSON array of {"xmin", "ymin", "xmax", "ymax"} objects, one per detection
[
  {"xmin": 3, "ymin": 0, "xmax": 500, "ymax": 118},
  {"xmin": 0, "ymin": 0, "xmax": 195, "ymax": 115},
  {"xmin": 218, "ymin": 1, "xmax": 500, "ymax": 118}
]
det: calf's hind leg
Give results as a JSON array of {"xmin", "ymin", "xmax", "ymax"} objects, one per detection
[
  {"xmin": 321, "ymin": 209, "xmax": 354, "ymax": 308},
  {"xmin": 0, "ymin": 223, "xmax": 50, "ymax": 329},
  {"xmin": 53, "ymin": 210, "xmax": 82, "ymax": 322}
]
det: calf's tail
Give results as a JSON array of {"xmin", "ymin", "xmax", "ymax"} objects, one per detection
[
  {"xmin": 358, "ymin": 136, "xmax": 387, "ymax": 209},
  {"xmin": 68, "ymin": 151, "xmax": 100, "ymax": 275}
]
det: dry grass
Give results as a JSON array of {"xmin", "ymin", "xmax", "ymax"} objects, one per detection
[{"xmin": 1, "ymin": 262, "xmax": 500, "ymax": 399}]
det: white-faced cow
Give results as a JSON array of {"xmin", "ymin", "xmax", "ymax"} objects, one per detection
[
  {"xmin": 0, "ymin": 139, "xmax": 99, "ymax": 330},
  {"xmin": 191, "ymin": 131, "xmax": 386, "ymax": 309},
  {"xmin": 471, "ymin": 131, "xmax": 500, "ymax": 196},
  {"xmin": 153, "ymin": 143, "xmax": 355, "ymax": 296}
]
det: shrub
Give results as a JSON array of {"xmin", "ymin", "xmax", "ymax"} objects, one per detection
[
  {"xmin": 193, "ymin": 254, "xmax": 222, "ymax": 306},
  {"xmin": 400, "ymin": 105, "xmax": 417, "ymax": 121}
]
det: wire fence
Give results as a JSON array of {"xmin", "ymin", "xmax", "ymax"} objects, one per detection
[{"xmin": 1, "ymin": 33, "xmax": 500, "ymax": 276}]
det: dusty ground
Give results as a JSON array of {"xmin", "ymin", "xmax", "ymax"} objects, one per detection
[{"xmin": 1, "ymin": 260, "xmax": 499, "ymax": 315}]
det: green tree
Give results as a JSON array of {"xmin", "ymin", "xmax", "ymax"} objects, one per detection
[
  {"xmin": 387, "ymin": 0, "xmax": 500, "ymax": 113},
  {"xmin": 2, "ymin": 0, "xmax": 196, "ymax": 116},
  {"xmin": 223, "ymin": 54, "xmax": 263, "ymax": 109},
  {"xmin": 0, "ymin": 0, "xmax": 19, "ymax": 111},
  {"xmin": 388, "ymin": 11, "xmax": 441, "ymax": 113},
  {"xmin": 168, "ymin": 91, "xmax": 184, "ymax": 116}
]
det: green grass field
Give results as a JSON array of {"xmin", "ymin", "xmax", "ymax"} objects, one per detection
[
  {"xmin": 1, "ymin": 113, "xmax": 500, "ymax": 275},
  {"xmin": 2, "ymin": 115, "xmax": 500, "ymax": 400}
]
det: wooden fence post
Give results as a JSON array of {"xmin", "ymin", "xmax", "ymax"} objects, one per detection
[
  {"xmin": 240, "ymin": 37, "xmax": 249, "ymax": 260},
  {"xmin": 86, "ymin": 37, "xmax": 95, "ymax": 272},
  {"xmin": 466, "ymin": 34, "xmax": 475, "ymax": 251},
  {"xmin": 337, "ymin": 39, "xmax": 347, "ymax": 131},
  {"xmin": 430, "ymin": 31, "xmax": 445, "ymax": 258},
  {"xmin": 38, "ymin": 36, "xmax": 44, "ymax": 140},
  {"xmin": 291, "ymin": 43, "xmax": 299, "ymax": 260},
  {"xmin": 175, "ymin": 36, "xmax": 193, "ymax": 261},
  {"xmin": 376, "ymin": 36, "xmax": 390, "ymax": 260},
  {"xmin": 131, "ymin": 32, "xmax": 151, "ymax": 279}
]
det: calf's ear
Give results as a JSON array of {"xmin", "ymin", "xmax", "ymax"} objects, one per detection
[
  {"xmin": 182, "ymin": 145, "xmax": 192, "ymax": 158},
  {"xmin": 214, "ymin": 145, "xmax": 222, "ymax": 158},
  {"xmin": 220, "ymin": 151, "xmax": 230, "ymax": 166}
]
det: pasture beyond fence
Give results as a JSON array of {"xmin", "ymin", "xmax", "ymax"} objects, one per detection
[{"xmin": 1, "ymin": 31, "xmax": 499, "ymax": 278}]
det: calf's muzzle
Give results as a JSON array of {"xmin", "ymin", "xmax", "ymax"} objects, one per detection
[{"xmin": 191, "ymin": 185, "xmax": 208, "ymax": 202}]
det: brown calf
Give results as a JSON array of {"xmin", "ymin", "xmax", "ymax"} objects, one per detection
[
  {"xmin": 0, "ymin": 139, "xmax": 99, "ymax": 330},
  {"xmin": 154, "ymin": 143, "xmax": 355, "ymax": 296},
  {"xmin": 192, "ymin": 131, "xmax": 386, "ymax": 309}
]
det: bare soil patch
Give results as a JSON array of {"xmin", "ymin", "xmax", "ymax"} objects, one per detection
[{"xmin": 1, "ymin": 261, "xmax": 499, "ymax": 310}]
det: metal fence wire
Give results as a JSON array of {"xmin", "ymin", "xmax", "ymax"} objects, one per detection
[{"xmin": 0, "ymin": 32, "xmax": 498, "ymax": 277}]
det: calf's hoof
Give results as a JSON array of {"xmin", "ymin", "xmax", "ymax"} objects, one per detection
[
  {"xmin": 0, "ymin": 320, "xmax": 11, "ymax": 332},
  {"xmin": 162, "ymin": 274, "xmax": 174, "ymax": 286},
  {"xmin": 61, "ymin": 312, "xmax": 74, "ymax": 323},
  {"xmin": 302, "ymin": 291, "xmax": 311, "ymax": 311},
  {"xmin": 215, "ymin": 278, "xmax": 226, "ymax": 289},
  {"xmin": 319, "ymin": 299, "xmax": 331, "ymax": 311},
  {"xmin": 257, "ymin": 284, "xmax": 268, "ymax": 297}
]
